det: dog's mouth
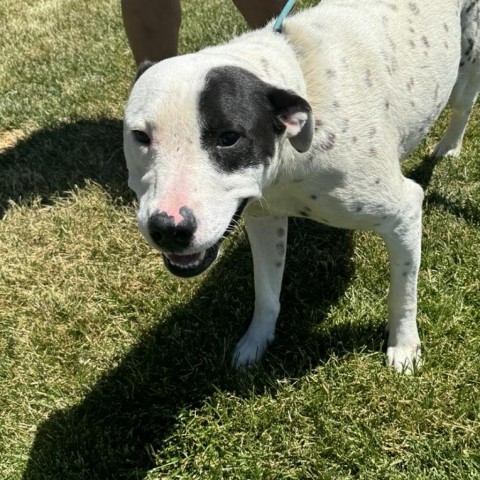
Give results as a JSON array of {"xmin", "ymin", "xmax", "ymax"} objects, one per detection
[
  {"xmin": 162, "ymin": 245, "xmax": 219, "ymax": 278},
  {"xmin": 160, "ymin": 198, "xmax": 248, "ymax": 279}
]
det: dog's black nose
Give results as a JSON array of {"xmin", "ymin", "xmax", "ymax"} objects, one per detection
[{"xmin": 148, "ymin": 206, "xmax": 197, "ymax": 252}]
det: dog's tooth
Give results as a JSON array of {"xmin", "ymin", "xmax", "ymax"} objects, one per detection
[
  {"xmin": 166, "ymin": 251, "xmax": 204, "ymax": 269},
  {"xmin": 171, "ymin": 258, "xmax": 202, "ymax": 269}
]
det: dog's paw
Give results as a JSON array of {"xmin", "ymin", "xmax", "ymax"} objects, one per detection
[
  {"xmin": 432, "ymin": 141, "xmax": 462, "ymax": 159},
  {"xmin": 232, "ymin": 329, "xmax": 274, "ymax": 370},
  {"xmin": 386, "ymin": 344, "xmax": 422, "ymax": 374}
]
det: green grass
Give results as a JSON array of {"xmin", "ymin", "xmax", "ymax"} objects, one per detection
[{"xmin": 1, "ymin": 1, "xmax": 479, "ymax": 479}]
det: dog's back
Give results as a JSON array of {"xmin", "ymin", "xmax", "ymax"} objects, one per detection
[{"xmin": 283, "ymin": 0, "xmax": 479, "ymax": 161}]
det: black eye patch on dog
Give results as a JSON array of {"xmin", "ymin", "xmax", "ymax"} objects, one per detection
[{"xmin": 198, "ymin": 65, "xmax": 312, "ymax": 172}]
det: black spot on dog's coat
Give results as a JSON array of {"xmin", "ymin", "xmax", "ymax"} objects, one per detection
[
  {"xmin": 365, "ymin": 69, "xmax": 373, "ymax": 87},
  {"xmin": 408, "ymin": 2, "xmax": 420, "ymax": 15},
  {"xmin": 320, "ymin": 132, "xmax": 336, "ymax": 150},
  {"xmin": 260, "ymin": 57, "xmax": 272, "ymax": 76}
]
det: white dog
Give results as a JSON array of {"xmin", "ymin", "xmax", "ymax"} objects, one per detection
[{"xmin": 124, "ymin": 0, "xmax": 480, "ymax": 372}]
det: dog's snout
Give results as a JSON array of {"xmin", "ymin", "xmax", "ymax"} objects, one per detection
[{"xmin": 148, "ymin": 206, "xmax": 197, "ymax": 251}]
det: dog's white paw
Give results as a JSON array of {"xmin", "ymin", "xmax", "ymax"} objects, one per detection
[
  {"xmin": 386, "ymin": 344, "xmax": 422, "ymax": 374},
  {"xmin": 232, "ymin": 328, "xmax": 274, "ymax": 370},
  {"xmin": 432, "ymin": 141, "xmax": 462, "ymax": 159}
]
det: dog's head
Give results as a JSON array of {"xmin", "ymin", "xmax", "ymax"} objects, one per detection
[{"xmin": 124, "ymin": 55, "xmax": 313, "ymax": 277}]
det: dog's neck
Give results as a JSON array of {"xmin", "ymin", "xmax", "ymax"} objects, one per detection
[{"xmin": 202, "ymin": 26, "xmax": 308, "ymax": 98}]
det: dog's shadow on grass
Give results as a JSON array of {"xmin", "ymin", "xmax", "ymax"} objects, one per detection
[
  {"xmin": 7, "ymin": 120, "xmax": 371, "ymax": 478},
  {"xmin": 22, "ymin": 217, "xmax": 377, "ymax": 479},
  {"xmin": 15, "ymin": 121, "xmax": 477, "ymax": 478},
  {"xmin": 18, "ymin": 124, "xmax": 474, "ymax": 479},
  {"xmin": 0, "ymin": 119, "xmax": 131, "ymax": 217}
]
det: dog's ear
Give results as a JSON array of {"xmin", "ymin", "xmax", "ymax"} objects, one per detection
[
  {"xmin": 134, "ymin": 60, "xmax": 155, "ymax": 83},
  {"xmin": 267, "ymin": 88, "xmax": 314, "ymax": 153}
]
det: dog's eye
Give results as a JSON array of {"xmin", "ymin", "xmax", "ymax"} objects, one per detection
[
  {"xmin": 217, "ymin": 132, "xmax": 241, "ymax": 147},
  {"xmin": 132, "ymin": 130, "xmax": 151, "ymax": 146}
]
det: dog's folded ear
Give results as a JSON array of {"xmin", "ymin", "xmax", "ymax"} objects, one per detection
[
  {"xmin": 134, "ymin": 60, "xmax": 156, "ymax": 83},
  {"xmin": 267, "ymin": 88, "xmax": 314, "ymax": 153}
]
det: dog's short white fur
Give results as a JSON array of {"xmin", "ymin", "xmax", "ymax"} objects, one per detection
[{"xmin": 124, "ymin": 0, "xmax": 480, "ymax": 373}]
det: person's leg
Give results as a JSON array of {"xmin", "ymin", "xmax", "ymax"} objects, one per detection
[
  {"xmin": 121, "ymin": 0, "xmax": 181, "ymax": 66},
  {"xmin": 122, "ymin": 0, "xmax": 285, "ymax": 66},
  {"xmin": 232, "ymin": 0, "xmax": 286, "ymax": 28}
]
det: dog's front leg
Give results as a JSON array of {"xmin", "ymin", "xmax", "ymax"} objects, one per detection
[
  {"xmin": 379, "ymin": 179, "xmax": 425, "ymax": 374},
  {"xmin": 233, "ymin": 215, "xmax": 288, "ymax": 369}
]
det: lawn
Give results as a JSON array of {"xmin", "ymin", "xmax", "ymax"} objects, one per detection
[{"xmin": 1, "ymin": 1, "xmax": 479, "ymax": 479}]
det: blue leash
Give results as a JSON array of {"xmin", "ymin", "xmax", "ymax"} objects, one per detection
[{"xmin": 273, "ymin": 0, "xmax": 297, "ymax": 33}]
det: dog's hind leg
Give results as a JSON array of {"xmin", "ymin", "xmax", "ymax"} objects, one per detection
[
  {"xmin": 233, "ymin": 215, "xmax": 288, "ymax": 369},
  {"xmin": 375, "ymin": 179, "xmax": 425, "ymax": 374},
  {"xmin": 434, "ymin": 2, "xmax": 480, "ymax": 158}
]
